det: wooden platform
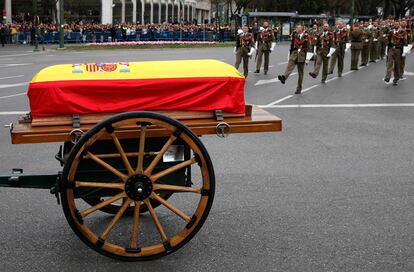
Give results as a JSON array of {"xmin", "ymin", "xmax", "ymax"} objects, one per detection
[{"xmin": 10, "ymin": 106, "xmax": 281, "ymax": 144}]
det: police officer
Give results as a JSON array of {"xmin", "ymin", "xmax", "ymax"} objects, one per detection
[
  {"xmin": 329, "ymin": 21, "xmax": 349, "ymax": 77},
  {"xmin": 254, "ymin": 21, "xmax": 275, "ymax": 75},
  {"xmin": 234, "ymin": 25, "xmax": 255, "ymax": 78},
  {"xmin": 350, "ymin": 23, "xmax": 363, "ymax": 70},
  {"xmin": 278, "ymin": 24, "xmax": 310, "ymax": 94},
  {"xmin": 309, "ymin": 22, "xmax": 334, "ymax": 83},
  {"xmin": 384, "ymin": 21, "xmax": 407, "ymax": 86}
]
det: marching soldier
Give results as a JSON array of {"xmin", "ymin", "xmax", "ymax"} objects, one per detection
[
  {"xmin": 309, "ymin": 22, "xmax": 334, "ymax": 83},
  {"xmin": 308, "ymin": 24, "xmax": 320, "ymax": 65},
  {"xmin": 329, "ymin": 21, "xmax": 349, "ymax": 77},
  {"xmin": 370, "ymin": 21, "xmax": 380, "ymax": 62},
  {"xmin": 254, "ymin": 21, "xmax": 276, "ymax": 75},
  {"xmin": 384, "ymin": 21, "xmax": 407, "ymax": 86},
  {"xmin": 350, "ymin": 23, "xmax": 363, "ymax": 70},
  {"xmin": 277, "ymin": 24, "xmax": 310, "ymax": 94},
  {"xmin": 400, "ymin": 20, "xmax": 411, "ymax": 78},
  {"xmin": 234, "ymin": 25, "xmax": 255, "ymax": 78},
  {"xmin": 360, "ymin": 21, "xmax": 371, "ymax": 66},
  {"xmin": 378, "ymin": 20, "xmax": 389, "ymax": 60}
]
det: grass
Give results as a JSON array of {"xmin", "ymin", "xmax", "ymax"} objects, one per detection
[{"xmin": 59, "ymin": 42, "xmax": 234, "ymax": 51}]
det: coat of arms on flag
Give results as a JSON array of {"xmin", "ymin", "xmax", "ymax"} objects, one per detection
[{"xmin": 84, "ymin": 63, "xmax": 118, "ymax": 73}]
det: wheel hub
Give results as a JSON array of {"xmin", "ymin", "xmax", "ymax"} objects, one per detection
[{"xmin": 124, "ymin": 174, "xmax": 153, "ymax": 201}]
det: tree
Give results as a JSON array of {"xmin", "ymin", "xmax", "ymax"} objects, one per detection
[{"xmin": 390, "ymin": 0, "xmax": 414, "ymax": 18}]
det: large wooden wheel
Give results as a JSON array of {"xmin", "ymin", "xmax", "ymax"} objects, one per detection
[{"xmin": 60, "ymin": 111, "xmax": 215, "ymax": 260}]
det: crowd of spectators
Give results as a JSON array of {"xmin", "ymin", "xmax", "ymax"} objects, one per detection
[{"xmin": 0, "ymin": 19, "xmax": 233, "ymax": 45}]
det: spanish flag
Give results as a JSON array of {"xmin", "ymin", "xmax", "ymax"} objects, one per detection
[{"xmin": 28, "ymin": 60, "xmax": 246, "ymax": 118}]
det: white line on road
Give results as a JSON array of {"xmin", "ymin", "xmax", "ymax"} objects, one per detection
[
  {"xmin": 0, "ymin": 92, "xmax": 26, "ymax": 100},
  {"xmin": 301, "ymin": 84, "xmax": 319, "ymax": 94},
  {"xmin": 0, "ymin": 52, "xmax": 43, "ymax": 58},
  {"xmin": 0, "ymin": 75, "xmax": 25, "ymax": 80},
  {"xmin": 0, "ymin": 82, "xmax": 29, "ymax": 89},
  {"xmin": 404, "ymin": 70, "xmax": 414, "ymax": 76},
  {"xmin": 0, "ymin": 63, "xmax": 32, "ymax": 68},
  {"xmin": 261, "ymin": 103, "xmax": 414, "ymax": 109},
  {"xmin": 0, "ymin": 111, "xmax": 28, "ymax": 115},
  {"xmin": 278, "ymin": 61, "xmax": 288, "ymax": 65},
  {"xmin": 255, "ymin": 72, "xmax": 297, "ymax": 86}
]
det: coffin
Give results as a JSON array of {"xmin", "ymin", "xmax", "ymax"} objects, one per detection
[{"xmin": 27, "ymin": 60, "xmax": 246, "ymax": 119}]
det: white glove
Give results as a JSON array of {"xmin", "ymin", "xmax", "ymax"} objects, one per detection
[
  {"xmin": 248, "ymin": 47, "xmax": 256, "ymax": 57},
  {"xmin": 270, "ymin": 42, "xmax": 276, "ymax": 52},
  {"xmin": 385, "ymin": 46, "xmax": 388, "ymax": 56},
  {"xmin": 255, "ymin": 42, "xmax": 258, "ymax": 49},
  {"xmin": 402, "ymin": 46, "xmax": 409, "ymax": 57},
  {"xmin": 313, "ymin": 47, "xmax": 317, "ymax": 55},
  {"xmin": 306, "ymin": 52, "xmax": 313, "ymax": 61},
  {"xmin": 345, "ymin": 43, "xmax": 351, "ymax": 52},
  {"xmin": 365, "ymin": 39, "xmax": 369, "ymax": 42},
  {"xmin": 327, "ymin": 47, "xmax": 336, "ymax": 58},
  {"xmin": 407, "ymin": 44, "xmax": 413, "ymax": 53},
  {"xmin": 237, "ymin": 29, "xmax": 243, "ymax": 35},
  {"xmin": 373, "ymin": 38, "xmax": 378, "ymax": 42},
  {"xmin": 233, "ymin": 47, "xmax": 237, "ymax": 54}
]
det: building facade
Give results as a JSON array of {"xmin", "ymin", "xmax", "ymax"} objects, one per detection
[{"xmin": 3, "ymin": 0, "xmax": 211, "ymax": 24}]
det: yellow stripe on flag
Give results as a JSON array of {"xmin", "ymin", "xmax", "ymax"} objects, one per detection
[{"xmin": 31, "ymin": 60, "xmax": 244, "ymax": 83}]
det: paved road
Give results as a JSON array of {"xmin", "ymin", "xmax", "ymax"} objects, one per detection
[{"xmin": 0, "ymin": 45, "xmax": 413, "ymax": 272}]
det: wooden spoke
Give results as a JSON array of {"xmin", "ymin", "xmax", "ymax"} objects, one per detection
[
  {"xmin": 85, "ymin": 151, "xmax": 128, "ymax": 182},
  {"xmin": 80, "ymin": 192, "xmax": 126, "ymax": 218},
  {"xmin": 110, "ymin": 132, "xmax": 134, "ymax": 176},
  {"xmin": 143, "ymin": 199, "xmax": 167, "ymax": 241},
  {"xmin": 84, "ymin": 152, "xmax": 157, "ymax": 159},
  {"xmin": 75, "ymin": 181, "xmax": 124, "ymax": 190},
  {"xmin": 136, "ymin": 126, "xmax": 147, "ymax": 174},
  {"xmin": 153, "ymin": 183, "xmax": 201, "ymax": 194},
  {"xmin": 144, "ymin": 134, "xmax": 177, "ymax": 176},
  {"xmin": 101, "ymin": 198, "xmax": 132, "ymax": 240},
  {"xmin": 130, "ymin": 201, "xmax": 141, "ymax": 249},
  {"xmin": 151, "ymin": 193, "xmax": 191, "ymax": 222},
  {"xmin": 150, "ymin": 157, "xmax": 197, "ymax": 182}
]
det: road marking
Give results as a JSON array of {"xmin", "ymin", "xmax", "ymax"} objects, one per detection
[
  {"xmin": 0, "ymin": 52, "xmax": 43, "ymax": 58},
  {"xmin": 404, "ymin": 71, "xmax": 414, "ymax": 76},
  {"xmin": 0, "ymin": 111, "xmax": 28, "ymax": 115},
  {"xmin": 0, "ymin": 82, "xmax": 29, "ymax": 89},
  {"xmin": 278, "ymin": 61, "xmax": 288, "ymax": 65},
  {"xmin": 255, "ymin": 72, "xmax": 297, "ymax": 86},
  {"xmin": 0, "ymin": 63, "xmax": 32, "ymax": 68},
  {"xmin": 0, "ymin": 75, "xmax": 25, "ymax": 80},
  {"xmin": 301, "ymin": 84, "xmax": 319, "ymax": 94},
  {"xmin": 325, "ymin": 77, "xmax": 338, "ymax": 83},
  {"xmin": 0, "ymin": 92, "xmax": 26, "ymax": 100},
  {"xmin": 261, "ymin": 103, "xmax": 414, "ymax": 109},
  {"xmin": 342, "ymin": 70, "xmax": 354, "ymax": 76}
]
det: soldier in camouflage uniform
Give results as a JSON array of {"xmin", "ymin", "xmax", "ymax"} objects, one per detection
[
  {"xmin": 278, "ymin": 24, "xmax": 310, "ymax": 94},
  {"xmin": 234, "ymin": 25, "xmax": 255, "ymax": 78},
  {"xmin": 309, "ymin": 23, "xmax": 334, "ymax": 83},
  {"xmin": 384, "ymin": 21, "xmax": 407, "ymax": 86},
  {"xmin": 254, "ymin": 21, "xmax": 276, "ymax": 75},
  {"xmin": 329, "ymin": 21, "xmax": 349, "ymax": 77}
]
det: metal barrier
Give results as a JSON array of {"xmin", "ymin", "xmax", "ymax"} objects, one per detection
[{"xmin": 15, "ymin": 30, "xmax": 235, "ymax": 44}]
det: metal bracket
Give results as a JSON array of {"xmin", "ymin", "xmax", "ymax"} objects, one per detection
[
  {"xmin": 216, "ymin": 122, "xmax": 230, "ymax": 138},
  {"xmin": 214, "ymin": 110, "xmax": 224, "ymax": 121},
  {"xmin": 72, "ymin": 114, "xmax": 80, "ymax": 128},
  {"xmin": 69, "ymin": 129, "xmax": 84, "ymax": 144},
  {"xmin": 8, "ymin": 169, "xmax": 23, "ymax": 186}
]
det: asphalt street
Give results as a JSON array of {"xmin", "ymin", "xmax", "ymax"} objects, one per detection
[{"xmin": 0, "ymin": 44, "xmax": 413, "ymax": 271}]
